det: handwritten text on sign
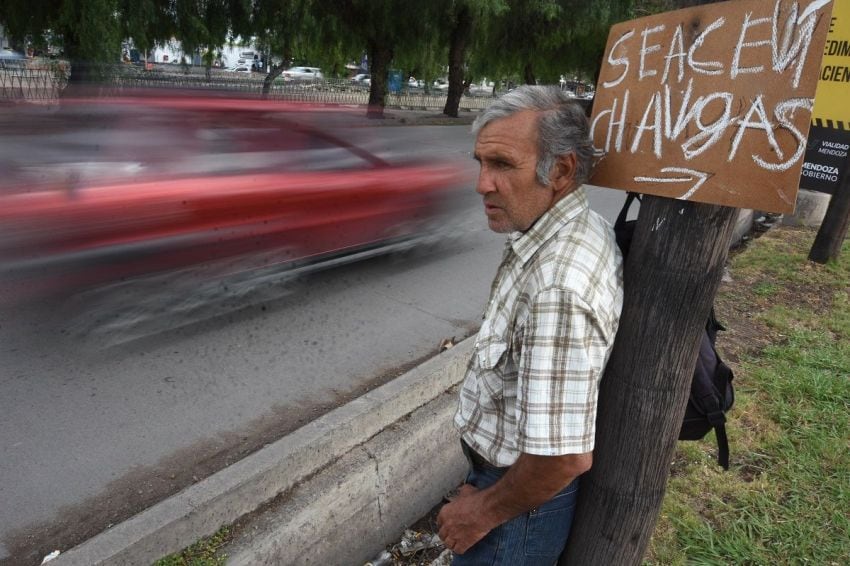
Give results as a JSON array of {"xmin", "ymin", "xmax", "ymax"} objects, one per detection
[{"xmin": 589, "ymin": 0, "xmax": 833, "ymax": 213}]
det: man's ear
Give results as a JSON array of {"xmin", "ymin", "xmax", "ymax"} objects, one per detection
[{"xmin": 550, "ymin": 152, "xmax": 578, "ymax": 196}]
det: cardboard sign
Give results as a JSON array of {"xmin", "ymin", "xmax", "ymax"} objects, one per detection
[
  {"xmin": 589, "ymin": 0, "xmax": 834, "ymax": 213},
  {"xmin": 801, "ymin": 0, "xmax": 850, "ymax": 194}
]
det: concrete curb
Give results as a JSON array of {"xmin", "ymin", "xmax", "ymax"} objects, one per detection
[
  {"xmin": 783, "ymin": 188, "xmax": 830, "ymax": 227},
  {"xmin": 225, "ymin": 391, "xmax": 466, "ymax": 565},
  {"xmin": 732, "ymin": 209, "xmax": 754, "ymax": 246},
  {"xmin": 52, "ymin": 339, "xmax": 473, "ymax": 566}
]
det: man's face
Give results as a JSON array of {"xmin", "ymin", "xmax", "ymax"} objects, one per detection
[{"xmin": 473, "ymin": 110, "xmax": 555, "ymax": 233}]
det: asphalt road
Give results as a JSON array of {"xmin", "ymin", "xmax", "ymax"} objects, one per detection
[{"xmin": 0, "ymin": 121, "xmax": 628, "ymax": 565}]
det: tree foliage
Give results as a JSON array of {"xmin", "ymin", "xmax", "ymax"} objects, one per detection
[
  {"xmin": 119, "ymin": 0, "xmax": 176, "ymax": 54},
  {"xmin": 471, "ymin": 0, "xmax": 632, "ymax": 84},
  {"xmin": 1, "ymin": 0, "xmax": 635, "ymax": 107},
  {"xmin": 251, "ymin": 0, "xmax": 311, "ymax": 66},
  {"xmin": 0, "ymin": 0, "xmax": 122, "ymax": 66},
  {"xmin": 313, "ymin": 0, "xmax": 445, "ymax": 117},
  {"xmin": 1, "ymin": 0, "xmax": 252, "ymax": 81},
  {"xmin": 631, "ymin": 0, "xmax": 678, "ymax": 18},
  {"xmin": 170, "ymin": 0, "xmax": 252, "ymax": 64}
]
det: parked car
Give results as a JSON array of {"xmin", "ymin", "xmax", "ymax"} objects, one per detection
[
  {"xmin": 0, "ymin": 48, "xmax": 26, "ymax": 62},
  {"xmin": 281, "ymin": 66, "xmax": 323, "ymax": 81},
  {"xmin": 467, "ymin": 81, "xmax": 495, "ymax": 97},
  {"xmin": 351, "ymin": 73, "xmax": 371, "ymax": 86},
  {"xmin": 225, "ymin": 65, "xmax": 252, "ymax": 73},
  {"xmin": 0, "ymin": 94, "xmax": 464, "ymax": 304},
  {"xmin": 0, "ymin": 49, "xmax": 27, "ymax": 68}
]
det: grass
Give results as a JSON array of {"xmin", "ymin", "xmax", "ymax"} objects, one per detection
[
  {"xmin": 152, "ymin": 526, "xmax": 230, "ymax": 566},
  {"xmin": 645, "ymin": 226, "xmax": 850, "ymax": 566}
]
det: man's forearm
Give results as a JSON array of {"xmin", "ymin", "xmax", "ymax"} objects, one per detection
[
  {"xmin": 478, "ymin": 451, "xmax": 591, "ymax": 528},
  {"xmin": 436, "ymin": 451, "xmax": 592, "ymax": 553}
]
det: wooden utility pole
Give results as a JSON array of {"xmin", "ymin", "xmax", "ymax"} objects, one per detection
[
  {"xmin": 560, "ymin": 196, "xmax": 736, "ymax": 565},
  {"xmin": 809, "ymin": 172, "xmax": 850, "ymax": 263}
]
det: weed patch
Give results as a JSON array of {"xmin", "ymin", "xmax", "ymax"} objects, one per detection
[{"xmin": 152, "ymin": 527, "xmax": 230, "ymax": 566}]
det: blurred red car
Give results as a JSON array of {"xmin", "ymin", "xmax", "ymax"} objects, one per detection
[{"xmin": 0, "ymin": 95, "xmax": 464, "ymax": 304}]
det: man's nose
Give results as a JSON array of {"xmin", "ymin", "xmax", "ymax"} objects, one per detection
[{"xmin": 475, "ymin": 169, "xmax": 495, "ymax": 195}]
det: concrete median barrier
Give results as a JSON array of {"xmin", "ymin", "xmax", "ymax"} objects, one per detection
[
  {"xmin": 226, "ymin": 391, "xmax": 465, "ymax": 565},
  {"xmin": 51, "ymin": 339, "xmax": 473, "ymax": 566}
]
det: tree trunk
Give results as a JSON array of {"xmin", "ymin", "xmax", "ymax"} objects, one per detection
[
  {"xmin": 262, "ymin": 44, "xmax": 293, "ymax": 98},
  {"xmin": 205, "ymin": 56, "xmax": 212, "ymax": 82},
  {"xmin": 63, "ymin": 57, "xmax": 103, "ymax": 98},
  {"xmin": 64, "ymin": 59, "xmax": 95, "ymax": 91},
  {"xmin": 262, "ymin": 64, "xmax": 285, "ymax": 98},
  {"xmin": 61, "ymin": 34, "xmax": 96, "ymax": 98},
  {"xmin": 523, "ymin": 62, "xmax": 535, "ymax": 85},
  {"xmin": 443, "ymin": 5, "xmax": 473, "ymax": 118},
  {"xmin": 808, "ymin": 171, "xmax": 850, "ymax": 263},
  {"xmin": 559, "ymin": 197, "xmax": 737, "ymax": 565},
  {"xmin": 366, "ymin": 41, "xmax": 393, "ymax": 119}
]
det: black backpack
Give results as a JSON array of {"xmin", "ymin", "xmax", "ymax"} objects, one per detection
[{"xmin": 614, "ymin": 193, "xmax": 735, "ymax": 469}]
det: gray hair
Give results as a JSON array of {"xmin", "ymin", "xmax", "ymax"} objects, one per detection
[{"xmin": 472, "ymin": 85, "xmax": 594, "ymax": 187}]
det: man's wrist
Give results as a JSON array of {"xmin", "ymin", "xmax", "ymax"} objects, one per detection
[{"xmin": 475, "ymin": 483, "xmax": 519, "ymax": 530}]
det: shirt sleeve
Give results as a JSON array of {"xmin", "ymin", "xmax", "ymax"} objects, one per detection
[{"xmin": 516, "ymin": 288, "xmax": 607, "ymax": 456}]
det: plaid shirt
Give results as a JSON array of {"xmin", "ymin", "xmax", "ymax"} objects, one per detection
[{"xmin": 455, "ymin": 186, "xmax": 623, "ymax": 467}]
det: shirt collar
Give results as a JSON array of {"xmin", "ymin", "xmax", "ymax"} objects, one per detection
[{"xmin": 508, "ymin": 185, "xmax": 589, "ymax": 265}]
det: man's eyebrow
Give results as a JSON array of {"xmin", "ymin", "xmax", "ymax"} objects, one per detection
[{"xmin": 474, "ymin": 149, "xmax": 513, "ymax": 162}]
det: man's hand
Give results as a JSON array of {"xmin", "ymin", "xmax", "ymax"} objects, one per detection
[
  {"xmin": 436, "ymin": 484, "xmax": 492, "ymax": 554},
  {"xmin": 436, "ymin": 452, "xmax": 592, "ymax": 555}
]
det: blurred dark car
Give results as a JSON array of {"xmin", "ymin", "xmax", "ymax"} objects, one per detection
[
  {"xmin": 0, "ymin": 49, "xmax": 26, "ymax": 61},
  {"xmin": 0, "ymin": 95, "xmax": 464, "ymax": 305}
]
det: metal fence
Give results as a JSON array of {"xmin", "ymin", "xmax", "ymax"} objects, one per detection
[
  {"xmin": 1, "ymin": 63, "xmax": 496, "ymax": 112},
  {"xmin": 0, "ymin": 60, "xmax": 67, "ymax": 101}
]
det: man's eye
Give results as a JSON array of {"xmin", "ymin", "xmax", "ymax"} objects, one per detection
[{"xmin": 492, "ymin": 160, "xmax": 510, "ymax": 169}]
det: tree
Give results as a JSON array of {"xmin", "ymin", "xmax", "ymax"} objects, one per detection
[
  {"xmin": 250, "ymin": 0, "xmax": 325, "ymax": 97},
  {"xmin": 1, "ymin": 0, "xmax": 252, "ymax": 85},
  {"xmin": 314, "ymin": 0, "xmax": 441, "ymax": 118},
  {"xmin": 168, "ymin": 0, "xmax": 252, "ymax": 79},
  {"xmin": 631, "ymin": 0, "xmax": 677, "ymax": 16},
  {"xmin": 472, "ymin": 0, "xmax": 632, "ymax": 86},
  {"xmin": 120, "ymin": 0, "xmax": 177, "ymax": 58},
  {"xmin": 435, "ymin": 0, "xmax": 505, "ymax": 118},
  {"xmin": 0, "ymin": 0, "xmax": 123, "ymax": 85},
  {"xmin": 444, "ymin": 3, "xmax": 473, "ymax": 117}
]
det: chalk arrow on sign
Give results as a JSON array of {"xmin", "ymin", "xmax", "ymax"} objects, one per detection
[{"xmin": 634, "ymin": 167, "xmax": 714, "ymax": 201}]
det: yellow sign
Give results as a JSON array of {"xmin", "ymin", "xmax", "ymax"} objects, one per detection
[{"xmin": 812, "ymin": 0, "xmax": 850, "ymax": 125}]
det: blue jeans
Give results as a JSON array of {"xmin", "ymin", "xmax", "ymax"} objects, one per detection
[{"xmin": 452, "ymin": 457, "xmax": 580, "ymax": 566}]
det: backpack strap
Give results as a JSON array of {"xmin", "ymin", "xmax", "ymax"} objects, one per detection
[
  {"xmin": 703, "ymin": 401, "xmax": 729, "ymax": 470},
  {"xmin": 615, "ymin": 192, "xmax": 640, "ymax": 231},
  {"xmin": 714, "ymin": 360, "xmax": 734, "ymax": 470},
  {"xmin": 706, "ymin": 306, "xmax": 726, "ymax": 343},
  {"xmin": 693, "ymin": 333, "xmax": 730, "ymax": 469},
  {"xmin": 715, "ymin": 423, "xmax": 730, "ymax": 470},
  {"xmin": 614, "ymin": 192, "xmax": 642, "ymax": 256}
]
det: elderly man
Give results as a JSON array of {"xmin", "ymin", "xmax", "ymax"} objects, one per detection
[{"xmin": 436, "ymin": 86, "xmax": 624, "ymax": 564}]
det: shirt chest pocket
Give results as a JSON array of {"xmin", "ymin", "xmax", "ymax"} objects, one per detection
[{"xmin": 474, "ymin": 336, "xmax": 509, "ymax": 403}]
